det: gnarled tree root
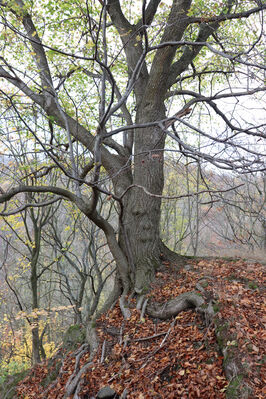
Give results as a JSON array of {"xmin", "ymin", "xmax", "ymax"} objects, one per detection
[
  {"xmin": 63, "ymin": 321, "xmax": 99, "ymax": 398},
  {"xmin": 146, "ymin": 291, "xmax": 206, "ymax": 320}
]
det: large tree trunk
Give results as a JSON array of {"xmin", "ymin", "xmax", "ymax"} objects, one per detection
[{"xmin": 118, "ymin": 104, "xmax": 166, "ymax": 293}]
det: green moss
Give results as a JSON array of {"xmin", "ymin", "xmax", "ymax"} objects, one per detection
[
  {"xmin": 63, "ymin": 324, "xmax": 86, "ymax": 349},
  {"xmin": 137, "ymin": 285, "xmax": 149, "ymax": 295},
  {"xmin": 194, "ymin": 291, "xmax": 203, "ymax": 297},
  {"xmin": 226, "ymin": 375, "xmax": 243, "ymax": 399},
  {"xmin": 247, "ymin": 281, "xmax": 258, "ymax": 290},
  {"xmin": 212, "ymin": 302, "xmax": 220, "ymax": 313},
  {"xmin": 226, "ymin": 375, "xmax": 252, "ymax": 398},
  {"xmin": 215, "ymin": 322, "xmax": 229, "ymax": 349},
  {"xmin": 68, "ymin": 324, "xmax": 81, "ymax": 331}
]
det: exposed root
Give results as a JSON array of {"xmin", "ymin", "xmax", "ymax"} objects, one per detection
[
  {"xmin": 64, "ymin": 322, "xmax": 99, "ymax": 398},
  {"xmin": 64, "ymin": 345, "xmax": 90, "ymax": 398},
  {"xmin": 73, "ymin": 381, "xmax": 82, "ymax": 399},
  {"xmin": 146, "ymin": 291, "xmax": 205, "ymax": 320},
  {"xmin": 64, "ymin": 360, "xmax": 93, "ymax": 398},
  {"xmin": 140, "ymin": 298, "xmax": 148, "ymax": 320},
  {"xmin": 119, "ymin": 294, "xmax": 131, "ymax": 319},
  {"xmin": 136, "ymin": 294, "xmax": 145, "ymax": 310},
  {"xmin": 132, "ymin": 332, "xmax": 167, "ymax": 342}
]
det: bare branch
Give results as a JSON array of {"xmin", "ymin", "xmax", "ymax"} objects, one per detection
[
  {"xmin": 0, "ymin": 197, "xmax": 62, "ymax": 216},
  {"xmin": 118, "ymin": 183, "xmax": 245, "ymax": 201}
]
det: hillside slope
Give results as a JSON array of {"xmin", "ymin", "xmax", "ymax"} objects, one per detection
[{"xmin": 9, "ymin": 258, "xmax": 265, "ymax": 399}]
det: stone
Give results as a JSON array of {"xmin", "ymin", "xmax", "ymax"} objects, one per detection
[
  {"xmin": 184, "ymin": 264, "xmax": 194, "ymax": 271},
  {"xmin": 96, "ymin": 385, "xmax": 117, "ymax": 399}
]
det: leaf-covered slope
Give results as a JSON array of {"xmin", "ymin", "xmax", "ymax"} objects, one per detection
[{"xmin": 15, "ymin": 258, "xmax": 265, "ymax": 399}]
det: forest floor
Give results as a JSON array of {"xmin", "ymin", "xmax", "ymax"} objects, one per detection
[{"xmin": 15, "ymin": 257, "xmax": 265, "ymax": 399}]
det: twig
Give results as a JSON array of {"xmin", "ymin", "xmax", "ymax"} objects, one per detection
[
  {"xmin": 108, "ymin": 372, "xmax": 120, "ymax": 383},
  {"xmin": 100, "ymin": 340, "xmax": 106, "ymax": 363},
  {"xmin": 133, "ymin": 332, "xmax": 167, "ymax": 342},
  {"xmin": 139, "ymin": 318, "xmax": 177, "ymax": 369},
  {"xmin": 159, "ymin": 318, "xmax": 176, "ymax": 348},
  {"xmin": 119, "ymin": 183, "xmax": 245, "ymax": 201},
  {"xmin": 119, "ymin": 323, "xmax": 124, "ymax": 345}
]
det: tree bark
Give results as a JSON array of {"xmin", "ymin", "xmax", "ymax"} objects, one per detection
[{"xmin": 118, "ymin": 104, "xmax": 166, "ymax": 293}]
